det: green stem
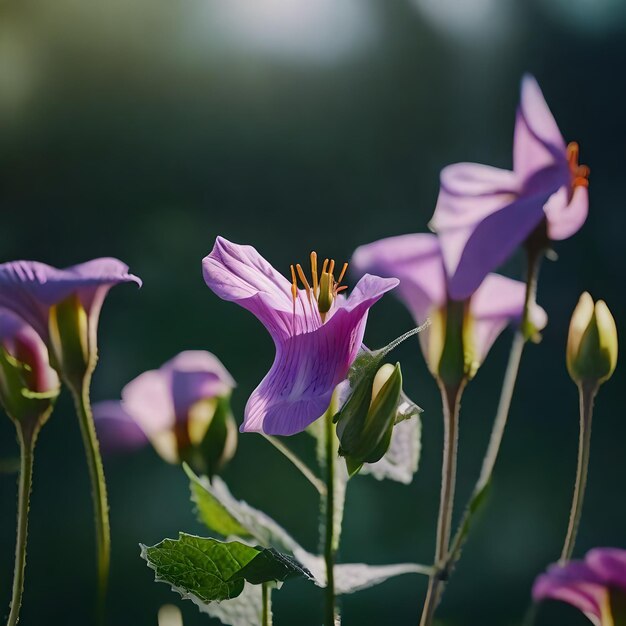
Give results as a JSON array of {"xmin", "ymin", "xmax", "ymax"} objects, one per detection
[
  {"xmin": 262, "ymin": 582, "xmax": 273, "ymax": 626},
  {"xmin": 446, "ymin": 246, "xmax": 543, "ymax": 568},
  {"xmin": 560, "ymin": 382, "xmax": 596, "ymax": 563},
  {"xmin": 6, "ymin": 425, "xmax": 37, "ymax": 626},
  {"xmin": 69, "ymin": 378, "xmax": 110, "ymax": 622},
  {"xmin": 323, "ymin": 408, "xmax": 339, "ymax": 626},
  {"xmin": 262, "ymin": 435, "xmax": 326, "ymax": 496},
  {"xmin": 419, "ymin": 382, "xmax": 463, "ymax": 626}
]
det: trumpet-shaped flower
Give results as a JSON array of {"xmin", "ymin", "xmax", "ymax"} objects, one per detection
[
  {"xmin": 94, "ymin": 351, "xmax": 236, "ymax": 468},
  {"xmin": 202, "ymin": 237, "xmax": 398, "ymax": 436},
  {"xmin": 533, "ymin": 548, "xmax": 626, "ymax": 626},
  {"xmin": 351, "ymin": 233, "xmax": 547, "ymax": 377},
  {"xmin": 0, "ymin": 258, "xmax": 141, "ymax": 385},
  {"xmin": 0, "ymin": 309, "xmax": 59, "ymax": 426},
  {"xmin": 430, "ymin": 75, "xmax": 589, "ymax": 300}
]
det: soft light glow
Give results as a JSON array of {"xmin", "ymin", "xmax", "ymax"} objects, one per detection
[{"xmin": 194, "ymin": 0, "xmax": 377, "ymax": 63}]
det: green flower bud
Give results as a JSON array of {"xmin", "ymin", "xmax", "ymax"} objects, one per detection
[
  {"xmin": 567, "ymin": 292, "xmax": 618, "ymax": 387},
  {"xmin": 336, "ymin": 362, "xmax": 403, "ymax": 477}
]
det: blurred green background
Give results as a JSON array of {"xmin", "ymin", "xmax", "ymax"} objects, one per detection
[{"xmin": 0, "ymin": 0, "xmax": 625, "ymax": 624}]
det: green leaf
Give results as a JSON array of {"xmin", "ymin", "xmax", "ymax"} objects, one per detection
[
  {"xmin": 185, "ymin": 465, "xmax": 300, "ymax": 553},
  {"xmin": 187, "ymin": 465, "xmax": 251, "ymax": 539},
  {"xmin": 141, "ymin": 534, "xmax": 310, "ymax": 605},
  {"xmin": 198, "ymin": 394, "xmax": 238, "ymax": 480},
  {"xmin": 200, "ymin": 582, "xmax": 263, "ymax": 626},
  {"xmin": 184, "ymin": 466, "xmax": 430, "ymax": 594}
]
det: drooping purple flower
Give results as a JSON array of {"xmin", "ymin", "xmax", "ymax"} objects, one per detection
[
  {"xmin": 351, "ymin": 233, "xmax": 547, "ymax": 375},
  {"xmin": 0, "ymin": 309, "xmax": 60, "ymax": 426},
  {"xmin": 202, "ymin": 237, "xmax": 398, "ymax": 436},
  {"xmin": 0, "ymin": 259, "xmax": 141, "ymax": 383},
  {"xmin": 430, "ymin": 75, "xmax": 589, "ymax": 300},
  {"xmin": 0, "ymin": 309, "xmax": 59, "ymax": 396},
  {"xmin": 533, "ymin": 548, "xmax": 626, "ymax": 626},
  {"xmin": 94, "ymin": 351, "xmax": 236, "ymax": 465}
]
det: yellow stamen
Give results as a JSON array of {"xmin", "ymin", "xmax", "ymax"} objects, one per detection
[
  {"xmin": 321, "ymin": 258, "xmax": 329, "ymax": 275},
  {"xmin": 296, "ymin": 264, "xmax": 312, "ymax": 304},
  {"xmin": 310, "ymin": 251, "xmax": 318, "ymax": 296},
  {"xmin": 290, "ymin": 264, "xmax": 298, "ymax": 302},
  {"xmin": 336, "ymin": 262, "xmax": 348, "ymax": 286},
  {"xmin": 328, "ymin": 259, "xmax": 335, "ymax": 279}
]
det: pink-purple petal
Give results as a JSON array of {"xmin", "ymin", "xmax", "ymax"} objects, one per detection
[
  {"xmin": 0, "ymin": 258, "xmax": 141, "ymax": 341},
  {"xmin": 162, "ymin": 350, "xmax": 235, "ymax": 421},
  {"xmin": 442, "ymin": 191, "xmax": 550, "ymax": 301},
  {"xmin": 241, "ymin": 274, "xmax": 397, "ymax": 436},
  {"xmin": 351, "ymin": 233, "xmax": 445, "ymax": 323},
  {"xmin": 545, "ymin": 185, "xmax": 589, "ymax": 241},
  {"xmin": 93, "ymin": 401, "xmax": 149, "ymax": 454},
  {"xmin": 470, "ymin": 274, "xmax": 547, "ymax": 363}
]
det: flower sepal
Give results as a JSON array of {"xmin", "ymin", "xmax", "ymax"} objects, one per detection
[
  {"xmin": 336, "ymin": 362, "xmax": 403, "ymax": 477},
  {"xmin": 48, "ymin": 293, "xmax": 92, "ymax": 388}
]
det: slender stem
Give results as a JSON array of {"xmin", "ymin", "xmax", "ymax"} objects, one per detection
[
  {"xmin": 6, "ymin": 426, "xmax": 36, "ymax": 626},
  {"xmin": 69, "ymin": 378, "xmax": 110, "ymax": 622},
  {"xmin": 323, "ymin": 408, "xmax": 339, "ymax": 626},
  {"xmin": 262, "ymin": 582, "xmax": 273, "ymax": 626},
  {"xmin": 476, "ymin": 331, "xmax": 525, "ymax": 493},
  {"xmin": 419, "ymin": 382, "xmax": 463, "ymax": 626},
  {"xmin": 447, "ymin": 247, "xmax": 543, "ymax": 565},
  {"xmin": 262, "ymin": 435, "xmax": 326, "ymax": 496},
  {"xmin": 560, "ymin": 383, "xmax": 596, "ymax": 563}
]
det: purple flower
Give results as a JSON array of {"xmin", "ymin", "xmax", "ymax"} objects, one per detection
[
  {"xmin": 430, "ymin": 75, "xmax": 589, "ymax": 300},
  {"xmin": 202, "ymin": 237, "xmax": 398, "ymax": 436},
  {"xmin": 352, "ymin": 233, "xmax": 547, "ymax": 375},
  {"xmin": 94, "ymin": 351, "xmax": 236, "ymax": 464},
  {"xmin": 0, "ymin": 309, "xmax": 59, "ymax": 396},
  {"xmin": 0, "ymin": 309, "xmax": 60, "ymax": 426},
  {"xmin": 0, "ymin": 258, "xmax": 141, "ymax": 383},
  {"xmin": 533, "ymin": 548, "xmax": 626, "ymax": 626}
]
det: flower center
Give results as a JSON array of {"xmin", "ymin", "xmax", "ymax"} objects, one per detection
[
  {"xmin": 290, "ymin": 252, "xmax": 348, "ymax": 323},
  {"xmin": 567, "ymin": 141, "xmax": 590, "ymax": 189}
]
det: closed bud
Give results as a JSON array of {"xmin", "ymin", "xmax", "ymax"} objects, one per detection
[
  {"xmin": 0, "ymin": 310, "xmax": 59, "ymax": 432},
  {"xmin": 336, "ymin": 362, "xmax": 403, "ymax": 477},
  {"xmin": 567, "ymin": 292, "xmax": 618, "ymax": 387}
]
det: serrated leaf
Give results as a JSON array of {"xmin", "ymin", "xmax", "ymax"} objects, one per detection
[
  {"xmin": 186, "ymin": 465, "xmax": 301, "ymax": 554},
  {"xmin": 199, "ymin": 582, "xmax": 263, "ymax": 626},
  {"xmin": 184, "ymin": 467, "xmax": 430, "ymax": 594},
  {"xmin": 141, "ymin": 534, "xmax": 310, "ymax": 606},
  {"xmin": 187, "ymin": 465, "xmax": 251, "ymax": 538},
  {"xmin": 361, "ymin": 415, "xmax": 421, "ymax": 485},
  {"xmin": 334, "ymin": 562, "xmax": 432, "ymax": 593}
]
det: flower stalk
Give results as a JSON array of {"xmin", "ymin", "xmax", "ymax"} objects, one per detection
[
  {"xmin": 69, "ymin": 375, "xmax": 110, "ymax": 621},
  {"xmin": 6, "ymin": 424, "xmax": 37, "ymax": 626},
  {"xmin": 560, "ymin": 382, "xmax": 596, "ymax": 563},
  {"xmin": 419, "ymin": 381, "xmax": 463, "ymax": 626},
  {"xmin": 323, "ymin": 406, "xmax": 339, "ymax": 626}
]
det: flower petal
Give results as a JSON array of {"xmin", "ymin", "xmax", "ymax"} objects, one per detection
[
  {"xmin": 93, "ymin": 401, "xmax": 149, "ymax": 454},
  {"xmin": 121, "ymin": 369, "xmax": 175, "ymax": 437},
  {"xmin": 242, "ymin": 274, "xmax": 397, "ymax": 436},
  {"xmin": 0, "ymin": 258, "xmax": 141, "ymax": 340},
  {"xmin": 351, "ymin": 233, "xmax": 445, "ymax": 323},
  {"xmin": 533, "ymin": 561, "xmax": 606, "ymax": 623},
  {"xmin": 545, "ymin": 185, "xmax": 589, "ymax": 241},
  {"xmin": 469, "ymin": 274, "xmax": 547, "ymax": 364},
  {"xmin": 440, "ymin": 191, "xmax": 549, "ymax": 301},
  {"xmin": 587, "ymin": 548, "xmax": 626, "ymax": 590},
  {"xmin": 0, "ymin": 309, "xmax": 59, "ymax": 393},
  {"xmin": 513, "ymin": 75, "xmax": 567, "ymax": 181},
  {"xmin": 162, "ymin": 350, "xmax": 236, "ymax": 421},
  {"xmin": 202, "ymin": 237, "xmax": 299, "ymax": 340}
]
